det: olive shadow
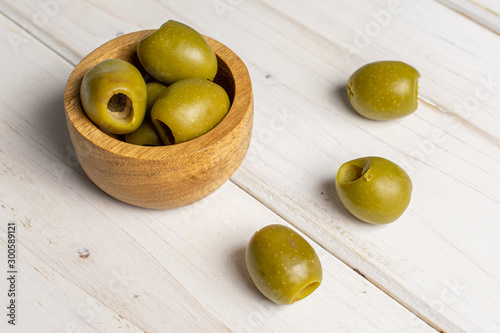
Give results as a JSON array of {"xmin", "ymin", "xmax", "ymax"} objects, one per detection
[
  {"xmin": 320, "ymin": 177, "xmax": 353, "ymax": 221},
  {"xmin": 333, "ymin": 83, "xmax": 364, "ymax": 119},
  {"xmin": 231, "ymin": 245, "xmax": 271, "ymax": 303},
  {"xmin": 320, "ymin": 177, "xmax": 380, "ymax": 228}
]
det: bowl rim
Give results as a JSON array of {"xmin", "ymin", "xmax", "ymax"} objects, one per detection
[{"xmin": 64, "ymin": 29, "xmax": 252, "ymax": 161}]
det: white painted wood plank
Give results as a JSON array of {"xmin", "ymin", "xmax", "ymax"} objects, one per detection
[
  {"xmin": 434, "ymin": 0, "xmax": 500, "ymax": 34},
  {"xmin": 0, "ymin": 12, "xmax": 434, "ymax": 333},
  {"xmin": 0, "ymin": 240, "xmax": 144, "ymax": 332},
  {"xmin": 1, "ymin": 0, "xmax": 499, "ymax": 331}
]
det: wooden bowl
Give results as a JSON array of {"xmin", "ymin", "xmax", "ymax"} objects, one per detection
[{"xmin": 64, "ymin": 30, "xmax": 253, "ymax": 209}]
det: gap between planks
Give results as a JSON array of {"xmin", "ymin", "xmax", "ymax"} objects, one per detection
[{"xmin": 432, "ymin": 0, "xmax": 500, "ymax": 35}]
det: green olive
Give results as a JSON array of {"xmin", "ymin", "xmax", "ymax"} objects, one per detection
[
  {"xmin": 146, "ymin": 82, "xmax": 168, "ymax": 113},
  {"xmin": 151, "ymin": 78, "xmax": 230, "ymax": 145},
  {"xmin": 336, "ymin": 156, "xmax": 412, "ymax": 224},
  {"xmin": 80, "ymin": 59, "xmax": 147, "ymax": 134},
  {"xmin": 245, "ymin": 224, "xmax": 322, "ymax": 305},
  {"xmin": 124, "ymin": 82, "xmax": 166, "ymax": 146},
  {"xmin": 347, "ymin": 61, "xmax": 420, "ymax": 120},
  {"xmin": 137, "ymin": 20, "xmax": 217, "ymax": 85},
  {"xmin": 124, "ymin": 118, "xmax": 162, "ymax": 146}
]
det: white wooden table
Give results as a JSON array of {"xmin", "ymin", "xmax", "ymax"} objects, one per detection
[{"xmin": 0, "ymin": 1, "xmax": 499, "ymax": 332}]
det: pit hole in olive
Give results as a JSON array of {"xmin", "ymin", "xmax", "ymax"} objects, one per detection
[
  {"xmin": 292, "ymin": 282, "xmax": 320, "ymax": 303},
  {"xmin": 107, "ymin": 93, "xmax": 133, "ymax": 120},
  {"xmin": 158, "ymin": 121, "xmax": 175, "ymax": 145},
  {"xmin": 338, "ymin": 163, "xmax": 364, "ymax": 183}
]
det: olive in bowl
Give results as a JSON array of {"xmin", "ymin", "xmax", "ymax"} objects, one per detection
[
  {"xmin": 151, "ymin": 78, "xmax": 230, "ymax": 145},
  {"xmin": 124, "ymin": 118, "xmax": 162, "ymax": 146},
  {"xmin": 64, "ymin": 30, "xmax": 253, "ymax": 209},
  {"xmin": 137, "ymin": 20, "xmax": 218, "ymax": 85},
  {"xmin": 335, "ymin": 156, "xmax": 412, "ymax": 224},
  {"xmin": 124, "ymin": 82, "xmax": 167, "ymax": 146},
  {"xmin": 246, "ymin": 224, "xmax": 322, "ymax": 305},
  {"xmin": 80, "ymin": 59, "xmax": 147, "ymax": 135}
]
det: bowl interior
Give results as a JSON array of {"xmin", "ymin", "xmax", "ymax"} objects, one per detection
[{"xmin": 65, "ymin": 30, "xmax": 249, "ymax": 160}]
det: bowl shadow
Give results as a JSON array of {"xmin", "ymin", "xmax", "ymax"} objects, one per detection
[{"xmin": 35, "ymin": 88, "xmax": 104, "ymax": 193}]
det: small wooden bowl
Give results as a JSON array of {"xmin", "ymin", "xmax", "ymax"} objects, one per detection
[{"xmin": 64, "ymin": 30, "xmax": 253, "ymax": 209}]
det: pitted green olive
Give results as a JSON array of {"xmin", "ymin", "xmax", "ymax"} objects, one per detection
[
  {"xmin": 124, "ymin": 82, "xmax": 167, "ymax": 146},
  {"xmin": 137, "ymin": 20, "xmax": 217, "ymax": 85},
  {"xmin": 80, "ymin": 59, "xmax": 147, "ymax": 134},
  {"xmin": 245, "ymin": 224, "xmax": 322, "ymax": 305},
  {"xmin": 151, "ymin": 78, "xmax": 230, "ymax": 144},
  {"xmin": 124, "ymin": 118, "xmax": 162, "ymax": 146},
  {"xmin": 145, "ymin": 82, "xmax": 169, "ymax": 113},
  {"xmin": 347, "ymin": 61, "xmax": 420, "ymax": 120},
  {"xmin": 336, "ymin": 156, "xmax": 412, "ymax": 224}
]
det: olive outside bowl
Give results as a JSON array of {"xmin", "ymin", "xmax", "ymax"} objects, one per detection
[{"xmin": 64, "ymin": 30, "xmax": 253, "ymax": 209}]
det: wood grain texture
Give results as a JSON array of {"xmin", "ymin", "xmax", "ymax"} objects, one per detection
[
  {"xmin": 1, "ymin": 0, "xmax": 499, "ymax": 332},
  {"xmin": 65, "ymin": 30, "xmax": 253, "ymax": 209},
  {"xmin": 435, "ymin": 0, "xmax": 500, "ymax": 34},
  {"xmin": 0, "ymin": 11, "xmax": 435, "ymax": 333}
]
